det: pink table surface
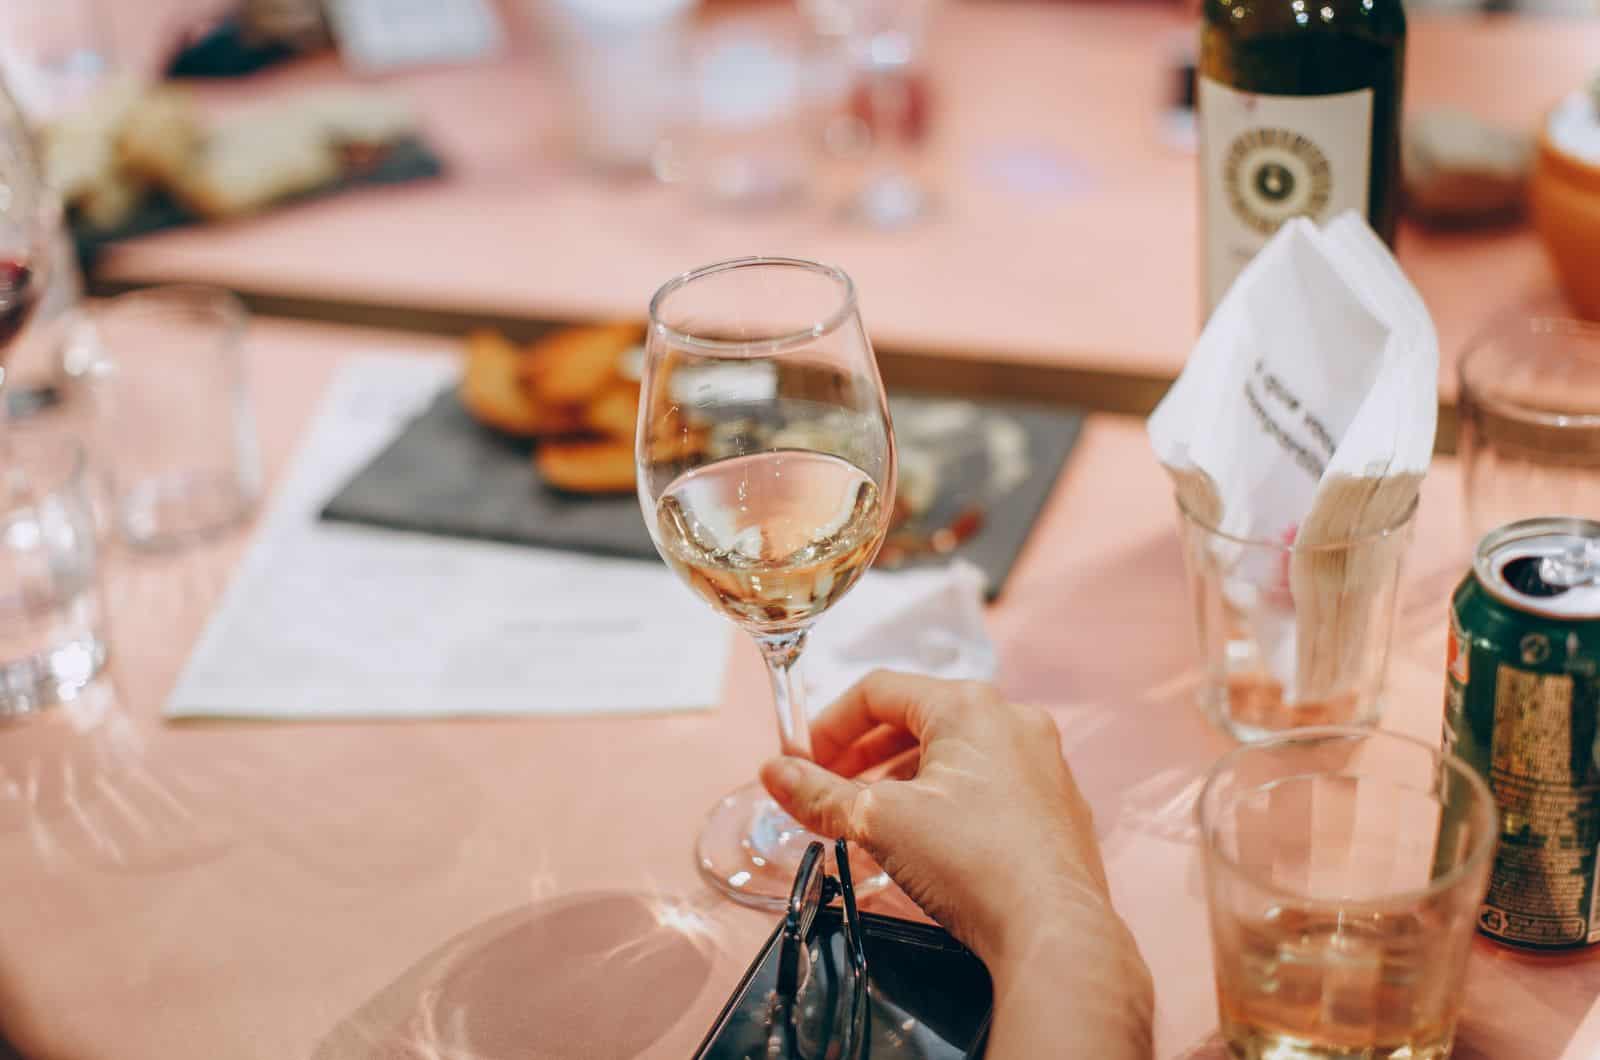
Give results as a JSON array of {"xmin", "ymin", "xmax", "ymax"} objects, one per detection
[
  {"xmin": 93, "ymin": 4, "xmax": 1599, "ymax": 402},
  {"xmin": 0, "ymin": 318, "xmax": 1594, "ymax": 1059}
]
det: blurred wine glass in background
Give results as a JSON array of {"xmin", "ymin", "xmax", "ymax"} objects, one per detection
[{"xmin": 801, "ymin": 0, "xmax": 936, "ymax": 229}]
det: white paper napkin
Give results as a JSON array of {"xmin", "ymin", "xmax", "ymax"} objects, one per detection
[
  {"xmin": 1148, "ymin": 211, "xmax": 1437, "ymax": 542},
  {"xmin": 804, "ymin": 561, "xmax": 996, "ymax": 711},
  {"xmin": 168, "ymin": 354, "xmax": 732, "ymax": 720},
  {"xmin": 1148, "ymin": 211, "xmax": 1439, "ymax": 701}
]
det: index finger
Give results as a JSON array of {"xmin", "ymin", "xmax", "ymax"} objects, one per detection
[{"xmin": 810, "ymin": 670, "xmax": 960, "ymax": 769}]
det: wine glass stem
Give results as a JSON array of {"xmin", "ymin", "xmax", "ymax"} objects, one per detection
[
  {"xmin": 757, "ymin": 630, "xmax": 812, "ymax": 761},
  {"xmin": 0, "ymin": 376, "xmax": 13, "ymax": 485},
  {"xmin": 867, "ymin": 59, "xmax": 917, "ymax": 177}
]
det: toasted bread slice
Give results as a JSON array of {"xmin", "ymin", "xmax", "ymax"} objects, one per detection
[
  {"xmin": 582, "ymin": 380, "xmax": 642, "ymax": 439},
  {"xmin": 460, "ymin": 330, "xmax": 581, "ymax": 437},
  {"xmin": 174, "ymin": 113, "xmax": 340, "ymax": 219},
  {"xmin": 536, "ymin": 439, "xmax": 637, "ymax": 495},
  {"xmin": 116, "ymin": 90, "xmax": 204, "ymax": 187},
  {"xmin": 520, "ymin": 322, "xmax": 641, "ymax": 406},
  {"xmin": 538, "ymin": 427, "xmax": 711, "ymax": 495}
]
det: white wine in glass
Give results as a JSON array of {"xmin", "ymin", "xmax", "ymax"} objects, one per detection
[
  {"xmin": 655, "ymin": 450, "xmax": 883, "ymax": 632},
  {"xmin": 637, "ymin": 257, "xmax": 896, "ymax": 908}
]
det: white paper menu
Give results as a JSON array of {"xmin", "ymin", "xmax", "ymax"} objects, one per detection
[{"xmin": 168, "ymin": 355, "xmax": 732, "ymax": 720}]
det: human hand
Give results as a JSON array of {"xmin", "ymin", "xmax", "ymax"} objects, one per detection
[{"xmin": 758, "ymin": 671, "xmax": 1153, "ymax": 1058}]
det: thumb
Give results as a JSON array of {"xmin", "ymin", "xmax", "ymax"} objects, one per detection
[{"xmin": 760, "ymin": 756, "xmax": 864, "ymax": 840}]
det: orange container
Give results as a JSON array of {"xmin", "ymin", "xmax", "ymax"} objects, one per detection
[{"xmin": 1531, "ymin": 113, "xmax": 1600, "ymax": 322}]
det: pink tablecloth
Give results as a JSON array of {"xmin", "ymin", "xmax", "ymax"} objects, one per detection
[
  {"xmin": 0, "ymin": 319, "xmax": 1594, "ymax": 1058},
  {"xmin": 96, "ymin": 5, "xmax": 1598, "ymax": 400}
]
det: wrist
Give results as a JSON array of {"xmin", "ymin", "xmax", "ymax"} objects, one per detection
[
  {"xmin": 983, "ymin": 869, "xmax": 1116, "ymax": 972},
  {"xmin": 986, "ymin": 892, "xmax": 1155, "ymax": 1058},
  {"xmin": 998, "ymin": 899, "xmax": 1108, "ymax": 975},
  {"xmin": 989, "ymin": 880, "xmax": 1150, "ymax": 1000}
]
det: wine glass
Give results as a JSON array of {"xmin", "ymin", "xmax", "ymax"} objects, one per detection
[
  {"xmin": 804, "ymin": 0, "xmax": 937, "ymax": 229},
  {"xmin": 0, "ymin": 77, "xmax": 54, "ymax": 417},
  {"xmin": 637, "ymin": 257, "xmax": 897, "ymax": 908}
]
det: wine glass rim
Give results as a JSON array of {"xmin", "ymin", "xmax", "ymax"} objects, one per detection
[
  {"xmin": 1195, "ymin": 725, "xmax": 1500, "ymax": 910},
  {"xmin": 93, "ymin": 284, "xmax": 249, "ymax": 340},
  {"xmin": 648, "ymin": 257, "xmax": 858, "ymax": 355},
  {"xmin": 1459, "ymin": 315, "xmax": 1600, "ymax": 428}
]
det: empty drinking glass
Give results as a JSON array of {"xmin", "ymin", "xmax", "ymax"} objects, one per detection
[
  {"xmin": 0, "ymin": 430, "xmax": 106, "ymax": 715},
  {"xmin": 538, "ymin": 0, "xmax": 695, "ymax": 174},
  {"xmin": 1458, "ymin": 316, "xmax": 1600, "ymax": 543},
  {"xmin": 1176, "ymin": 494, "xmax": 1416, "ymax": 742},
  {"xmin": 1199, "ymin": 728, "xmax": 1499, "ymax": 1060},
  {"xmin": 85, "ymin": 286, "xmax": 260, "ymax": 549},
  {"xmin": 666, "ymin": 22, "xmax": 815, "ymax": 208}
]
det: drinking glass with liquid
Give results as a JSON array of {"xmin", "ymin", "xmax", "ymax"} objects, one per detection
[{"xmin": 1197, "ymin": 728, "xmax": 1499, "ymax": 1059}]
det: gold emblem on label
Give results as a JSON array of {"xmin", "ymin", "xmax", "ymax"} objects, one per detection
[{"xmin": 1223, "ymin": 127, "xmax": 1334, "ymax": 236}]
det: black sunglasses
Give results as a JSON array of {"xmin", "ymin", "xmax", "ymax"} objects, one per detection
[
  {"xmin": 772, "ymin": 838, "xmax": 871, "ymax": 1058},
  {"xmin": 696, "ymin": 838, "xmax": 991, "ymax": 1059}
]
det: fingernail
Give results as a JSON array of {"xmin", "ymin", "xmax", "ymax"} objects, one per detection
[{"xmin": 762, "ymin": 757, "xmax": 803, "ymax": 800}]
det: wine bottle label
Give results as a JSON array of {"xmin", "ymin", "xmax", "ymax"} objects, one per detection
[{"xmin": 1200, "ymin": 76, "xmax": 1373, "ymax": 311}]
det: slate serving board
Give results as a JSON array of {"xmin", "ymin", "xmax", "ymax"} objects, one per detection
[
  {"xmin": 320, "ymin": 387, "xmax": 1084, "ymax": 599},
  {"xmin": 71, "ymin": 138, "xmax": 444, "ymax": 266}
]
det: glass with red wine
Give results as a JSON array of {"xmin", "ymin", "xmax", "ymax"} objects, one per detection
[
  {"xmin": 0, "ymin": 80, "xmax": 54, "ymax": 410},
  {"xmin": 802, "ymin": 0, "xmax": 937, "ymax": 229},
  {"xmin": 0, "ymin": 81, "xmax": 105, "ymax": 715}
]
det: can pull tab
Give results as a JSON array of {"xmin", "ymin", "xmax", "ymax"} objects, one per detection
[{"xmin": 1540, "ymin": 539, "xmax": 1600, "ymax": 589}]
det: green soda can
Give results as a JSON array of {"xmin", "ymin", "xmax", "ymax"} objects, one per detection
[{"xmin": 1443, "ymin": 517, "xmax": 1600, "ymax": 952}]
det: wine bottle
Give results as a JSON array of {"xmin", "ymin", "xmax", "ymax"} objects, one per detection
[{"xmin": 1199, "ymin": 0, "xmax": 1406, "ymax": 312}]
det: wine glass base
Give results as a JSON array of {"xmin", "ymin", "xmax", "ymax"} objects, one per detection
[
  {"xmin": 697, "ymin": 779, "xmax": 890, "ymax": 911},
  {"xmin": 845, "ymin": 174, "xmax": 927, "ymax": 230}
]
